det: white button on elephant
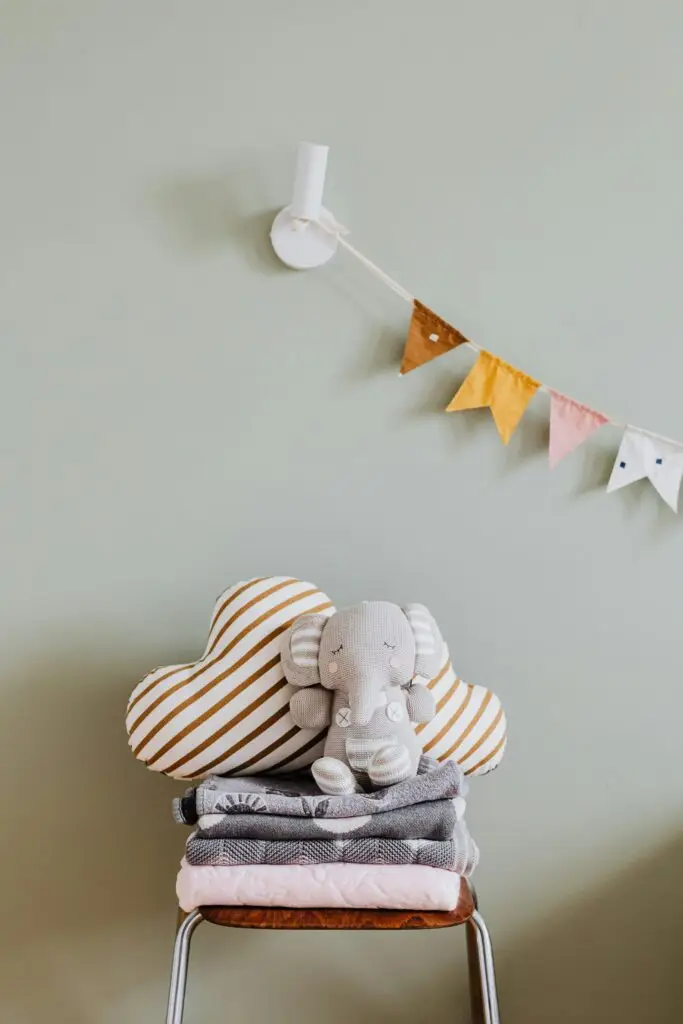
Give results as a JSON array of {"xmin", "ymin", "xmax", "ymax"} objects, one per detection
[{"xmin": 281, "ymin": 601, "xmax": 442, "ymax": 795}]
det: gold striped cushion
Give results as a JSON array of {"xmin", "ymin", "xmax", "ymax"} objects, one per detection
[
  {"xmin": 125, "ymin": 577, "xmax": 335, "ymax": 779},
  {"xmin": 416, "ymin": 645, "xmax": 507, "ymax": 775},
  {"xmin": 126, "ymin": 582, "xmax": 506, "ymax": 781}
]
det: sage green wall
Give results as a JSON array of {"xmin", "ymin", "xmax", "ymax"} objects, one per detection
[{"xmin": 2, "ymin": 2, "xmax": 682, "ymax": 1021}]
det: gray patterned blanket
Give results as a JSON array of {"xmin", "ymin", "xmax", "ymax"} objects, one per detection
[
  {"xmin": 195, "ymin": 796, "xmax": 462, "ymax": 842},
  {"xmin": 185, "ymin": 819, "xmax": 479, "ymax": 876},
  {"xmin": 173, "ymin": 757, "xmax": 464, "ymax": 824}
]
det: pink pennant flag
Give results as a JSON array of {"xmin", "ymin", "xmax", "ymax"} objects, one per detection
[{"xmin": 548, "ymin": 391, "xmax": 608, "ymax": 469}]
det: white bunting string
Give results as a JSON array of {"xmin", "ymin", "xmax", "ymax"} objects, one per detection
[{"xmin": 316, "ymin": 216, "xmax": 683, "ymax": 453}]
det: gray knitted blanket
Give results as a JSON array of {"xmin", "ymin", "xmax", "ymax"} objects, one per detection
[
  {"xmin": 174, "ymin": 757, "xmax": 464, "ymax": 824},
  {"xmin": 185, "ymin": 820, "xmax": 479, "ymax": 876},
  {"xmin": 196, "ymin": 797, "xmax": 462, "ymax": 842}
]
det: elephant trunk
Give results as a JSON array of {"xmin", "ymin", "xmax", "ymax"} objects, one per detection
[{"xmin": 349, "ymin": 683, "xmax": 380, "ymax": 727}]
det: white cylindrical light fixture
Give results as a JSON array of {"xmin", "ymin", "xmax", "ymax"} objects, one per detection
[
  {"xmin": 289, "ymin": 142, "xmax": 329, "ymax": 221},
  {"xmin": 271, "ymin": 141, "xmax": 338, "ymax": 270}
]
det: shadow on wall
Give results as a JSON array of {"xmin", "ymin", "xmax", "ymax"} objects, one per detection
[
  {"xmin": 0, "ymin": 642, "xmax": 183, "ymax": 1022},
  {"xmin": 494, "ymin": 830, "xmax": 683, "ymax": 1023}
]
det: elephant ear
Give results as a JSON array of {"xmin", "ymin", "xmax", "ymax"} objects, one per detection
[
  {"xmin": 281, "ymin": 613, "xmax": 328, "ymax": 687},
  {"xmin": 403, "ymin": 603, "xmax": 444, "ymax": 680}
]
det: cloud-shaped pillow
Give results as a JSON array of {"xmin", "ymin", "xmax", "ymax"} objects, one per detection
[
  {"xmin": 126, "ymin": 576, "xmax": 507, "ymax": 780},
  {"xmin": 416, "ymin": 646, "xmax": 507, "ymax": 776},
  {"xmin": 126, "ymin": 577, "xmax": 335, "ymax": 779}
]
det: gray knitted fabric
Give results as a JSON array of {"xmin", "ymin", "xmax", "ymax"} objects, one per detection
[
  {"xmin": 173, "ymin": 757, "xmax": 464, "ymax": 824},
  {"xmin": 185, "ymin": 820, "xmax": 479, "ymax": 876},
  {"xmin": 281, "ymin": 601, "xmax": 444, "ymax": 793},
  {"xmin": 196, "ymin": 798, "xmax": 460, "ymax": 842}
]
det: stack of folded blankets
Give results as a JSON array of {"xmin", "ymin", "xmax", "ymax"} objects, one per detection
[{"xmin": 173, "ymin": 756, "xmax": 479, "ymax": 912}]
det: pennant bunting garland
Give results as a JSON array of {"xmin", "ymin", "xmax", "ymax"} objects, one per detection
[
  {"xmin": 400, "ymin": 300, "xmax": 470, "ymax": 375},
  {"xmin": 303, "ymin": 225, "xmax": 683, "ymax": 518},
  {"xmin": 606, "ymin": 428, "xmax": 683, "ymax": 511},
  {"xmin": 446, "ymin": 351, "xmax": 540, "ymax": 445},
  {"xmin": 548, "ymin": 392, "xmax": 608, "ymax": 469}
]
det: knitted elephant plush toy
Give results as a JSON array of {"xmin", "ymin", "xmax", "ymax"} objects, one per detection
[{"xmin": 281, "ymin": 601, "xmax": 441, "ymax": 795}]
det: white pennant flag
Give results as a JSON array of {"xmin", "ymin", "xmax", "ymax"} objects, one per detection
[{"xmin": 607, "ymin": 427, "xmax": 683, "ymax": 511}]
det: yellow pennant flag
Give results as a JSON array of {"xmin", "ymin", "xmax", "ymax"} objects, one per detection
[
  {"xmin": 400, "ymin": 300, "xmax": 470, "ymax": 375},
  {"xmin": 446, "ymin": 351, "xmax": 540, "ymax": 444}
]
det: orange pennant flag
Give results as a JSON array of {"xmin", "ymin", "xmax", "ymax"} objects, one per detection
[
  {"xmin": 446, "ymin": 351, "xmax": 540, "ymax": 444},
  {"xmin": 400, "ymin": 300, "xmax": 470, "ymax": 375}
]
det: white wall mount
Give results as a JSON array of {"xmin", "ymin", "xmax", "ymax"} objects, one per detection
[{"xmin": 270, "ymin": 142, "xmax": 339, "ymax": 270}]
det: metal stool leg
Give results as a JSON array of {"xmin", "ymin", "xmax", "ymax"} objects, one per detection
[
  {"xmin": 165, "ymin": 909, "xmax": 203, "ymax": 1024},
  {"xmin": 467, "ymin": 909, "xmax": 500, "ymax": 1024},
  {"xmin": 466, "ymin": 917, "xmax": 486, "ymax": 1023}
]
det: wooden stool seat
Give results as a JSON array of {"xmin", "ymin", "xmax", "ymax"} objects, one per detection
[{"xmin": 199, "ymin": 883, "xmax": 474, "ymax": 930}]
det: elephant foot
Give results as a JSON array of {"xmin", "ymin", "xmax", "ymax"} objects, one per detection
[
  {"xmin": 367, "ymin": 745, "xmax": 414, "ymax": 788},
  {"xmin": 312, "ymin": 757, "xmax": 363, "ymax": 795}
]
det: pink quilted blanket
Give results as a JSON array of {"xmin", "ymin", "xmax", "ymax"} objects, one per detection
[{"xmin": 176, "ymin": 859, "xmax": 462, "ymax": 912}]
